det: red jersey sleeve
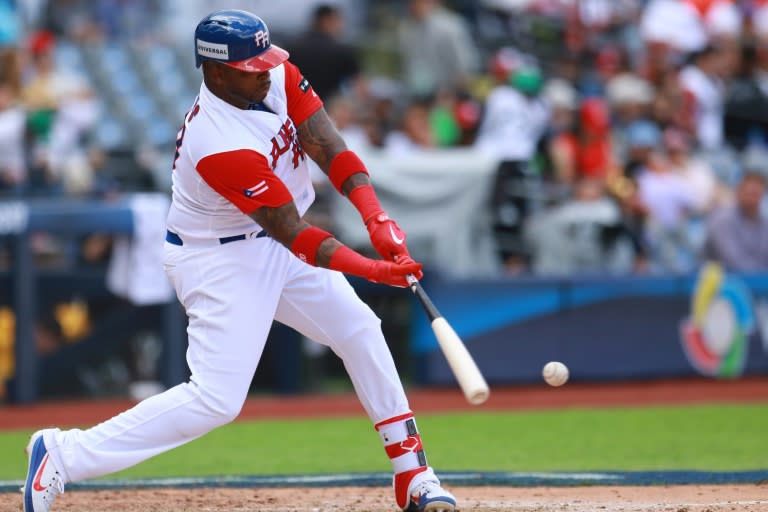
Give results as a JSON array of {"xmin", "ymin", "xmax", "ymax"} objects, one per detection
[
  {"xmin": 283, "ymin": 61, "xmax": 323, "ymax": 125},
  {"xmin": 196, "ymin": 149, "xmax": 293, "ymax": 214}
]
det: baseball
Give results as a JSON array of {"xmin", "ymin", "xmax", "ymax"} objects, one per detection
[{"xmin": 542, "ymin": 361, "xmax": 569, "ymax": 387}]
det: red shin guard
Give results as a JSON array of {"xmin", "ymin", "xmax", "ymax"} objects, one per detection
[{"xmin": 376, "ymin": 413, "xmax": 429, "ymax": 509}]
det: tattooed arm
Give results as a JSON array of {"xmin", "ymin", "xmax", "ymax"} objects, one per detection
[
  {"xmin": 247, "ymin": 202, "xmax": 339, "ymax": 267},
  {"xmin": 297, "ymin": 107, "xmax": 370, "ymax": 195},
  {"xmin": 297, "ymin": 106, "xmax": 418, "ymax": 267},
  {"xmin": 248, "ymin": 201, "xmax": 420, "ymax": 285}
]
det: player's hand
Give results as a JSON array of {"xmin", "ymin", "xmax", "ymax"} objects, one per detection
[
  {"xmin": 366, "ymin": 212, "xmax": 412, "ymax": 262},
  {"xmin": 367, "ymin": 256, "xmax": 423, "ymax": 287}
]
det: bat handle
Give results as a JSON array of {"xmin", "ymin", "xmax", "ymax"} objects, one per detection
[{"xmin": 406, "ymin": 274, "xmax": 441, "ymax": 322}]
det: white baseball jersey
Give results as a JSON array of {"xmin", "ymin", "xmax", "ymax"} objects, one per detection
[
  {"xmin": 166, "ymin": 61, "xmax": 323, "ymax": 240},
  {"xmin": 37, "ymin": 59, "xmax": 422, "ymax": 501}
]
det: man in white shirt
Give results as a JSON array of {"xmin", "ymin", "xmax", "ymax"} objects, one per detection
[{"xmin": 21, "ymin": 10, "xmax": 457, "ymax": 512}]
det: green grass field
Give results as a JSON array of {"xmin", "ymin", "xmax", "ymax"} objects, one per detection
[{"xmin": 1, "ymin": 403, "xmax": 766, "ymax": 481}]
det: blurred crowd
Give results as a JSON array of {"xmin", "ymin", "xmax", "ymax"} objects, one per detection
[{"xmin": 1, "ymin": 0, "xmax": 768, "ymax": 276}]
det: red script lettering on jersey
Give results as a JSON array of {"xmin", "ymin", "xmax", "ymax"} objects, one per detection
[
  {"xmin": 269, "ymin": 119, "xmax": 305, "ymax": 169},
  {"xmin": 172, "ymin": 100, "xmax": 200, "ymax": 171}
]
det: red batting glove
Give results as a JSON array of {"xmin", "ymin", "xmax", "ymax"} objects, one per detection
[
  {"xmin": 367, "ymin": 212, "xmax": 413, "ymax": 262},
  {"xmin": 346, "ymin": 184, "xmax": 414, "ymax": 263},
  {"xmin": 368, "ymin": 256, "xmax": 423, "ymax": 287},
  {"xmin": 329, "ymin": 246, "xmax": 423, "ymax": 287}
]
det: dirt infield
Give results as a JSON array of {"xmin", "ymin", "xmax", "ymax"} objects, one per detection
[
  {"xmin": 5, "ymin": 484, "xmax": 767, "ymax": 511},
  {"xmin": 4, "ymin": 376, "xmax": 768, "ymax": 511}
]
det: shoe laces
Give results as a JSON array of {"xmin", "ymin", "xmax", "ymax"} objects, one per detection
[
  {"xmin": 19, "ymin": 474, "xmax": 64, "ymax": 498},
  {"xmin": 50, "ymin": 473, "xmax": 65, "ymax": 495},
  {"xmin": 411, "ymin": 479, "xmax": 442, "ymax": 498}
]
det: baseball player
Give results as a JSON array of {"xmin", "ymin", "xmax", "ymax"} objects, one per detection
[{"xmin": 22, "ymin": 9, "xmax": 457, "ymax": 512}]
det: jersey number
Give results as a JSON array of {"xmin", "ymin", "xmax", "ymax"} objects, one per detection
[{"xmin": 172, "ymin": 99, "xmax": 200, "ymax": 171}]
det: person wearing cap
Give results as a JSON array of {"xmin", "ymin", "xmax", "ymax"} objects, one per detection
[
  {"xmin": 20, "ymin": 10, "xmax": 457, "ymax": 512},
  {"xmin": 474, "ymin": 63, "xmax": 549, "ymax": 269}
]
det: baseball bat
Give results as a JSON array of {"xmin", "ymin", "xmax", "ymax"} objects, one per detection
[{"xmin": 407, "ymin": 275, "xmax": 490, "ymax": 405}]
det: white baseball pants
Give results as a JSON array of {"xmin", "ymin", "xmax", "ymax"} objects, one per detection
[{"xmin": 42, "ymin": 236, "xmax": 410, "ymax": 483}]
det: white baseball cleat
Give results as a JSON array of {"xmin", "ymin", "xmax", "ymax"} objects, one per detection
[
  {"xmin": 403, "ymin": 479, "xmax": 457, "ymax": 512},
  {"xmin": 21, "ymin": 430, "xmax": 65, "ymax": 512}
]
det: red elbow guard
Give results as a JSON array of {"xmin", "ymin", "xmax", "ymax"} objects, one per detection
[
  {"xmin": 328, "ymin": 150, "xmax": 369, "ymax": 193},
  {"xmin": 290, "ymin": 226, "xmax": 334, "ymax": 266}
]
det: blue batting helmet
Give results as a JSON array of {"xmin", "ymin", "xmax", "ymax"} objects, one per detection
[{"xmin": 194, "ymin": 10, "xmax": 289, "ymax": 72}]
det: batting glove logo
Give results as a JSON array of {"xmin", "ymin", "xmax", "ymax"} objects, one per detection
[{"xmin": 389, "ymin": 224, "xmax": 404, "ymax": 245}]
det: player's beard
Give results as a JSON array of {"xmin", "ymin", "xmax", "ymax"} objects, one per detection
[{"xmin": 253, "ymin": 81, "xmax": 271, "ymax": 101}]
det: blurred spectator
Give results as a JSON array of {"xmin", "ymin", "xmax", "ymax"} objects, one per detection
[
  {"xmin": 678, "ymin": 44, "xmax": 731, "ymax": 150},
  {"xmin": 650, "ymin": 68, "xmax": 690, "ymax": 132},
  {"xmin": 640, "ymin": 0, "xmax": 707, "ymax": 55},
  {"xmin": 524, "ymin": 178, "xmax": 640, "ymax": 275},
  {"xmin": 639, "ymin": 0, "xmax": 704, "ymax": 87},
  {"xmin": 724, "ymin": 20, "xmax": 768, "ymax": 150},
  {"xmin": 703, "ymin": 170, "xmax": 768, "ymax": 271},
  {"xmin": 581, "ymin": 44, "xmax": 633, "ymax": 96},
  {"xmin": 428, "ymin": 87, "xmax": 481, "ymax": 147},
  {"xmin": 628, "ymin": 120, "xmax": 698, "ymax": 271},
  {"xmin": 286, "ymin": 4, "xmax": 361, "ymax": 100},
  {"xmin": 383, "ymin": 100, "xmax": 435, "ymax": 154},
  {"xmin": 547, "ymin": 97, "xmax": 616, "ymax": 184},
  {"xmin": 608, "ymin": 72, "xmax": 657, "ymax": 165},
  {"xmin": 397, "ymin": 0, "xmax": 479, "ymax": 98},
  {"xmin": 21, "ymin": 30, "xmax": 100, "ymax": 196},
  {"xmin": 663, "ymin": 127, "xmax": 729, "ymax": 214},
  {"xmin": 574, "ymin": 97, "xmax": 617, "ymax": 181},
  {"xmin": 353, "ymin": 77, "xmax": 403, "ymax": 149},
  {"xmin": 542, "ymin": 78, "xmax": 579, "ymax": 182},
  {"xmin": 450, "ymin": 91, "xmax": 482, "ymax": 146},
  {"xmin": 488, "ymin": 46, "xmax": 526, "ymax": 86},
  {"xmin": 0, "ymin": 44, "xmax": 25, "ymax": 195},
  {"xmin": 0, "ymin": 83, "xmax": 25, "ymax": 195},
  {"xmin": 606, "ymin": 72, "xmax": 655, "ymax": 127},
  {"xmin": 325, "ymin": 95, "xmax": 371, "ymax": 153},
  {"xmin": 475, "ymin": 66, "xmax": 549, "ymax": 163},
  {"xmin": 475, "ymin": 65, "xmax": 549, "ymax": 267}
]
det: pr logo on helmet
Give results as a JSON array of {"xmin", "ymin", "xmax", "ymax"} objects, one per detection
[
  {"xmin": 253, "ymin": 30, "xmax": 269, "ymax": 48},
  {"xmin": 680, "ymin": 263, "xmax": 754, "ymax": 377}
]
